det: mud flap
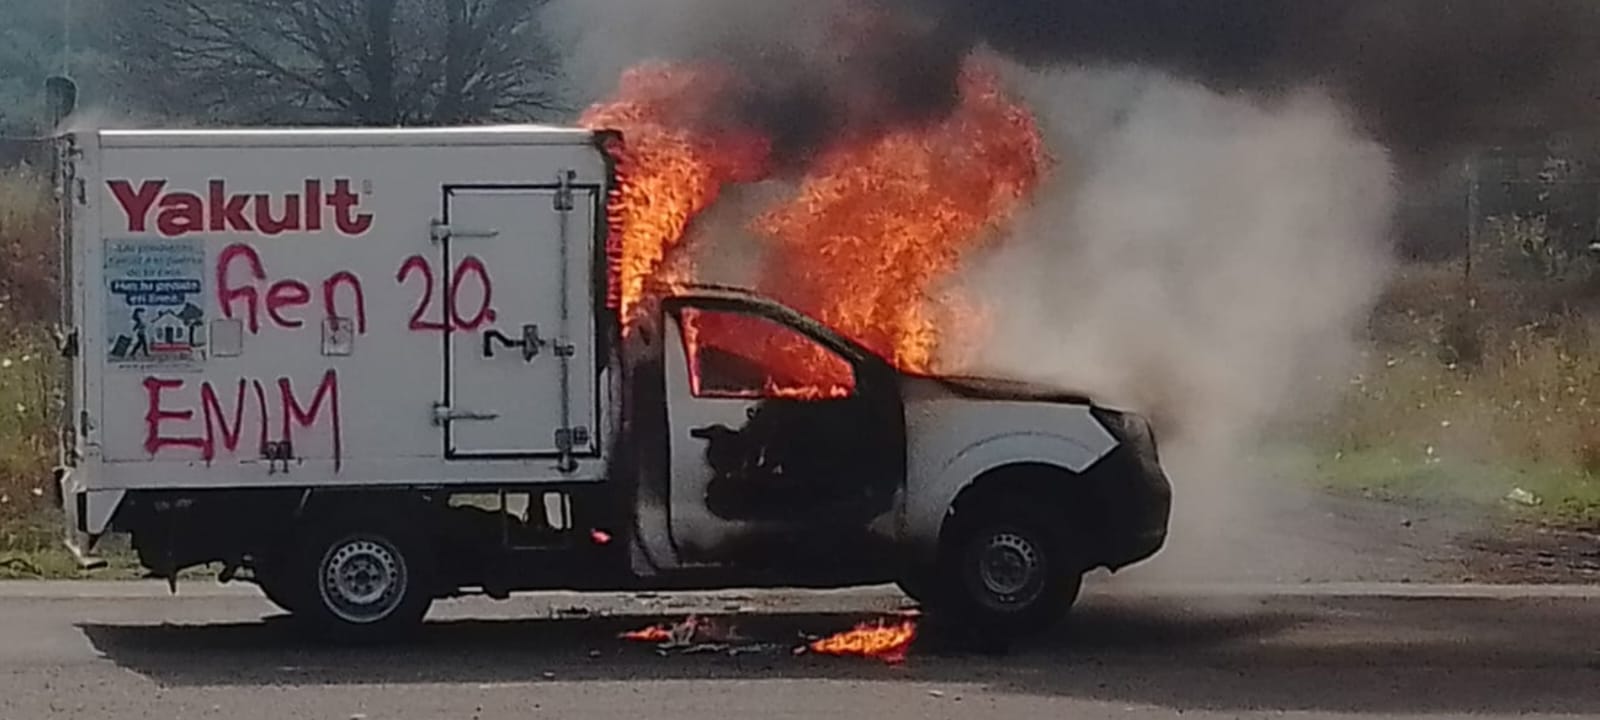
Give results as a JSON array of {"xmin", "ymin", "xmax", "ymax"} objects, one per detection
[
  {"xmin": 57, "ymin": 470, "xmax": 113, "ymax": 570},
  {"xmin": 60, "ymin": 504, "xmax": 107, "ymax": 571}
]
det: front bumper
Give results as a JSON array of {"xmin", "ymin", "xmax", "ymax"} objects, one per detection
[{"xmin": 1088, "ymin": 408, "xmax": 1173, "ymax": 570}]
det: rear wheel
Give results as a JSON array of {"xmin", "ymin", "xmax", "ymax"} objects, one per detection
[
  {"xmin": 288, "ymin": 517, "xmax": 434, "ymax": 642},
  {"xmin": 933, "ymin": 497, "xmax": 1083, "ymax": 636}
]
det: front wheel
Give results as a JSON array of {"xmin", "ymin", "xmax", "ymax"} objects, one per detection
[
  {"xmin": 288, "ymin": 518, "xmax": 434, "ymax": 643},
  {"xmin": 933, "ymin": 498, "xmax": 1083, "ymax": 636}
]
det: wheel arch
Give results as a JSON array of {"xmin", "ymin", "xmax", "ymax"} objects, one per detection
[{"xmin": 905, "ymin": 431, "xmax": 1112, "ymax": 566}]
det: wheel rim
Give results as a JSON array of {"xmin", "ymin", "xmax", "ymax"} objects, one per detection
[
  {"xmin": 971, "ymin": 529, "xmax": 1047, "ymax": 610},
  {"xmin": 318, "ymin": 535, "xmax": 407, "ymax": 625}
]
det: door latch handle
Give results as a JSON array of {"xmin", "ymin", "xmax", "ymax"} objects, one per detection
[
  {"xmin": 482, "ymin": 324, "xmax": 547, "ymax": 361},
  {"xmin": 431, "ymin": 403, "xmax": 501, "ymax": 426}
]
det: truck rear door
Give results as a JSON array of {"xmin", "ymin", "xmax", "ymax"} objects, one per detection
[{"xmin": 439, "ymin": 182, "xmax": 598, "ymax": 462}]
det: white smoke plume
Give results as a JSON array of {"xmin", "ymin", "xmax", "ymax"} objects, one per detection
[{"xmin": 950, "ymin": 65, "xmax": 1397, "ymax": 579}]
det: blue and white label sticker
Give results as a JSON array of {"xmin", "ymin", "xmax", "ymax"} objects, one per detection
[{"xmin": 105, "ymin": 238, "xmax": 207, "ymax": 370}]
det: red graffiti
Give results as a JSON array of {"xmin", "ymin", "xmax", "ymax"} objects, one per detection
[
  {"xmin": 324, "ymin": 271, "xmax": 368, "ymax": 334},
  {"xmin": 143, "ymin": 371, "xmax": 343, "ymax": 469},
  {"xmin": 217, "ymin": 243, "xmax": 367, "ymax": 334},
  {"xmin": 281, "ymin": 370, "xmax": 342, "ymax": 471},
  {"xmin": 217, "ymin": 244, "xmax": 266, "ymax": 333},
  {"xmin": 107, "ymin": 178, "xmax": 372, "ymax": 237},
  {"xmin": 450, "ymin": 256, "xmax": 495, "ymax": 330},
  {"xmin": 143, "ymin": 377, "xmax": 208, "ymax": 455},
  {"xmin": 266, "ymin": 280, "xmax": 312, "ymax": 329},
  {"xmin": 397, "ymin": 255, "xmax": 449, "ymax": 332},
  {"xmin": 397, "ymin": 254, "xmax": 498, "ymax": 333},
  {"xmin": 200, "ymin": 379, "xmax": 269, "ymax": 458}
]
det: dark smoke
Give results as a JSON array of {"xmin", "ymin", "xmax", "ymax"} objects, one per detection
[
  {"xmin": 923, "ymin": 0, "xmax": 1600, "ymax": 163},
  {"xmin": 676, "ymin": 1, "xmax": 968, "ymax": 167},
  {"xmin": 647, "ymin": 0, "xmax": 1600, "ymax": 167}
]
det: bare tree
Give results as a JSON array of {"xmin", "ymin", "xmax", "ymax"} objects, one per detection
[{"xmin": 115, "ymin": 0, "xmax": 564, "ymax": 125}]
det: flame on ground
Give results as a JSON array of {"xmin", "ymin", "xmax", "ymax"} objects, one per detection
[
  {"xmin": 618, "ymin": 614, "xmax": 747, "ymax": 647},
  {"xmin": 809, "ymin": 619, "xmax": 918, "ymax": 664},
  {"xmin": 619, "ymin": 625, "xmax": 673, "ymax": 643},
  {"xmin": 581, "ymin": 56, "xmax": 1046, "ymax": 385}
]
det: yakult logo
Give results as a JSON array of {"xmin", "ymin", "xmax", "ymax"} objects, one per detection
[{"xmin": 108, "ymin": 179, "xmax": 374, "ymax": 237}]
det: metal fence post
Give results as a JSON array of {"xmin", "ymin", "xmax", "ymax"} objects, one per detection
[{"xmin": 1465, "ymin": 153, "xmax": 1479, "ymax": 290}]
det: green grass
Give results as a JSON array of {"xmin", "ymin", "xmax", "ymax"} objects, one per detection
[
  {"xmin": 1311, "ymin": 445, "xmax": 1600, "ymax": 524},
  {"xmin": 1312, "ymin": 261, "xmax": 1600, "ymax": 527},
  {"xmin": 0, "ymin": 328, "xmax": 60, "ymax": 553},
  {"xmin": 0, "ymin": 166, "xmax": 80, "ymax": 578},
  {"xmin": 0, "ymin": 164, "xmax": 58, "ymax": 324},
  {"xmin": 0, "ymin": 505, "xmax": 142, "ymax": 580},
  {"xmin": 0, "ymin": 329, "xmax": 142, "ymax": 580}
]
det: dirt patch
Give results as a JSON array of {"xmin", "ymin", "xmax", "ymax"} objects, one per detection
[{"xmin": 1459, "ymin": 521, "xmax": 1600, "ymax": 584}]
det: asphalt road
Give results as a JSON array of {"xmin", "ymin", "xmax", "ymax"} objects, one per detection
[{"xmin": 3, "ymin": 581, "xmax": 1600, "ymax": 720}]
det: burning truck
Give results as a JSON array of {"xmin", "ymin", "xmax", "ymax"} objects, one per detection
[{"xmin": 52, "ymin": 59, "xmax": 1171, "ymax": 642}]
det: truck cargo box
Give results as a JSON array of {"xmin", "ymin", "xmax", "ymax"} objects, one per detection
[{"xmin": 61, "ymin": 127, "xmax": 615, "ymax": 534}]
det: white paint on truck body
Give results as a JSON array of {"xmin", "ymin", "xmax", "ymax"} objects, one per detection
[
  {"xmin": 67, "ymin": 127, "xmax": 614, "ymax": 513},
  {"xmin": 901, "ymin": 381, "xmax": 1119, "ymax": 562}
]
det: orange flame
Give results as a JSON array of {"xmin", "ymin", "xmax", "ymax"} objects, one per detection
[
  {"xmin": 753, "ymin": 65, "xmax": 1045, "ymax": 374},
  {"xmin": 579, "ymin": 63, "xmax": 771, "ymax": 323},
  {"xmin": 619, "ymin": 625, "xmax": 673, "ymax": 643},
  {"xmin": 581, "ymin": 56, "xmax": 1045, "ymax": 389},
  {"xmin": 809, "ymin": 619, "xmax": 918, "ymax": 664}
]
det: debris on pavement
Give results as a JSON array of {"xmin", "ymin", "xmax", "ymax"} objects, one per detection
[
  {"xmin": 1506, "ymin": 487, "xmax": 1543, "ymax": 507},
  {"xmin": 619, "ymin": 613, "xmax": 922, "ymax": 662}
]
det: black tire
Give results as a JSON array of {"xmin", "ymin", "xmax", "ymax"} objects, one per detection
[
  {"xmin": 287, "ymin": 515, "xmax": 435, "ymax": 643},
  {"xmin": 932, "ymin": 496, "xmax": 1083, "ymax": 637}
]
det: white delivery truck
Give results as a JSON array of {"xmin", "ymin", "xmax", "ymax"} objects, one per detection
[{"xmin": 52, "ymin": 126, "xmax": 1170, "ymax": 641}]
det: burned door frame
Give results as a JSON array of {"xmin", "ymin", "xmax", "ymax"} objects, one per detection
[{"xmin": 647, "ymin": 289, "xmax": 908, "ymax": 569}]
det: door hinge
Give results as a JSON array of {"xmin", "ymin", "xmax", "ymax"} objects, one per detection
[
  {"xmin": 554, "ymin": 170, "xmax": 575, "ymax": 212},
  {"xmin": 430, "ymin": 219, "xmax": 500, "ymax": 244},
  {"xmin": 554, "ymin": 426, "xmax": 590, "ymax": 452},
  {"xmin": 55, "ymin": 327, "xmax": 79, "ymax": 358}
]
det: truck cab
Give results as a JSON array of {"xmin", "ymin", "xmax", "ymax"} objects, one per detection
[{"xmin": 53, "ymin": 126, "xmax": 1170, "ymax": 641}]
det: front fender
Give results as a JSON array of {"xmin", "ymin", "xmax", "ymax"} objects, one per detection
[{"xmin": 904, "ymin": 429, "xmax": 1114, "ymax": 564}]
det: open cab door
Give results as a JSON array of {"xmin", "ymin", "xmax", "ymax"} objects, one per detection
[{"xmin": 629, "ymin": 289, "xmax": 907, "ymax": 579}]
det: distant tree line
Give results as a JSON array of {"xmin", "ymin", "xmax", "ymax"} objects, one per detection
[{"xmin": 1, "ymin": 0, "xmax": 568, "ymax": 136}]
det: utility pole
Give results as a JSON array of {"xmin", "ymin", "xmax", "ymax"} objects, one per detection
[
  {"xmin": 47, "ymin": 0, "xmax": 77, "ymax": 130},
  {"xmin": 1465, "ymin": 153, "xmax": 1480, "ymax": 295},
  {"xmin": 62, "ymin": 0, "xmax": 71, "ymax": 77}
]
